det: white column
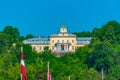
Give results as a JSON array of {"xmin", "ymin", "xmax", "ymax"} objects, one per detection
[
  {"xmin": 64, "ymin": 44, "xmax": 65, "ymax": 52},
  {"xmin": 60, "ymin": 44, "xmax": 61, "ymax": 52},
  {"xmin": 65, "ymin": 44, "xmax": 67, "ymax": 52},
  {"xmin": 56, "ymin": 44, "xmax": 58, "ymax": 53},
  {"xmin": 66, "ymin": 44, "xmax": 68, "ymax": 52},
  {"xmin": 67, "ymin": 44, "xmax": 69, "ymax": 52},
  {"xmin": 58, "ymin": 44, "xmax": 60, "ymax": 52}
]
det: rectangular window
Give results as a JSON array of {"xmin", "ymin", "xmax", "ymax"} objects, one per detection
[
  {"xmin": 52, "ymin": 46, "xmax": 54, "ymax": 50},
  {"xmin": 72, "ymin": 46, "xmax": 74, "ymax": 50},
  {"xmin": 58, "ymin": 40, "xmax": 60, "ymax": 43},
  {"xmin": 72, "ymin": 40, "xmax": 74, "ymax": 43},
  {"xmin": 67, "ymin": 40, "xmax": 69, "ymax": 43},
  {"xmin": 39, "ymin": 46, "xmax": 42, "ymax": 50},
  {"xmin": 52, "ymin": 40, "xmax": 54, "ymax": 43},
  {"xmin": 62, "ymin": 40, "xmax": 64, "ymax": 43}
]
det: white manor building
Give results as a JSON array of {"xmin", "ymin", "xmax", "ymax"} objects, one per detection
[{"xmin": 23, "ymin": 26, "xmax": 91, "ymax": 54}]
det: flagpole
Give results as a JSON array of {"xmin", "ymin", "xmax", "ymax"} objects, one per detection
[
  {"xmin": 48, "ymin": 61, "xmax": 49, "ymax": 71},
  {"xmin": 20, "ymin": 46, "xmax": 26, "ymax": 80},
  {"xmin": 21, "ymin": 47, "xmax": 23, "ymax": 52},
  {"xmin": 21, "ymin": 47, "xmax": 23, "ymax": 80},
  {"xmin": 47, "ymin": 61, "xmax": 49, "ymax": 79},
  {"xmin": 47, "ymin": 61, "xmax": 51, "ymax": 80},
  {"xmin": 68, "ymin": 75, "xmax": 70, "ymax": 80},
  {"xmin": 21, "ymin": 74, "xmax": 22, "ymax": 80}
]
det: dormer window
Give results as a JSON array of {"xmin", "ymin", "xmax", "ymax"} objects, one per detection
[{"xmin": 60, "ymin": 26, "xmax": 67, "ymax": 32}]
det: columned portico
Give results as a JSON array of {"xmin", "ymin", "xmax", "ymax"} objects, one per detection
[{"xmin": 55, "ymin": 43, "xmax": 70, "ymax": 54}]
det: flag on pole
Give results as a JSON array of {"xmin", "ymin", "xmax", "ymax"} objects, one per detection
[
  {"xmin": 20, "ymin": 47, "xmax": 26, "ymax": 80},
  {"xmin": 47, "ymin": 62, "xmax": 51, "ymax": 80}
]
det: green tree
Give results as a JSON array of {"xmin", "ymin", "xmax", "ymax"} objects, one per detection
[
  {"xmin": 26, "ymin": 34, "xmax": 34, "ymax": 39},
  {"xmin": 112, "ymin": 44, "xmax": 120, "ymax": 66},
  {"xmin": 73, "ymin": 31, "xmax": 92, "ymax": 37},
  {"xmin": 43, "ymin": 46, "xmax": 51, "ymax": 53},
  {"xmin": 3, "ymin": 26, "xmax": 20, "ymax": 38},
  {"xmin": 88, "ymin": 41, "xmax": 114, "ymax": 73},
  {"xmin": 0, "ymin": 33, "xmax": 12, "ymax": 53},
  {"xmin": 105, "ymin": 66, "xmax": 120, "ymax": 80}
]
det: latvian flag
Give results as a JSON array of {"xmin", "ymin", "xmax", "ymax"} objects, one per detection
[
  {"xmin": 47, "ymin": 62, "xmax": 51, "ymax": 80},
  {"xmin": 20, "ymin": 50, "xmax": 26, "ymax": 80}
]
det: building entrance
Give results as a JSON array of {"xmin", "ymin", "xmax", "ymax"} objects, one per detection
[
  {"xmin": 61, "ymin": 45, "xmax": 64, "ymax": 51},
  {"xmin": 55, "ymin": 43, "xmax": 70, "ymax": 54}
]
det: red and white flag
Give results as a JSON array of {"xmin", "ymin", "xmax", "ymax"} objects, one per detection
[
  {"xmin": 47, "ymin": 62, "xmax": 51, "ymax": 80},
  {"xmin": 20, "ymin": 48, "xmax": 26, "ymax": 80}
]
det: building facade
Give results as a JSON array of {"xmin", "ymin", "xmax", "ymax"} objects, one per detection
[{"xmin": 23, "ymin": 26, "xmax": 91, "ymax": 54}]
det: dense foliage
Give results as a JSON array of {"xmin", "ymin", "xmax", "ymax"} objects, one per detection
[
  {"xmin": 73, "ymin": 31, "xmax": 92, "ymax": 37},
  {"xmin": 0, "ymin": 20, "xmax": 120, "ymax": 80}
]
